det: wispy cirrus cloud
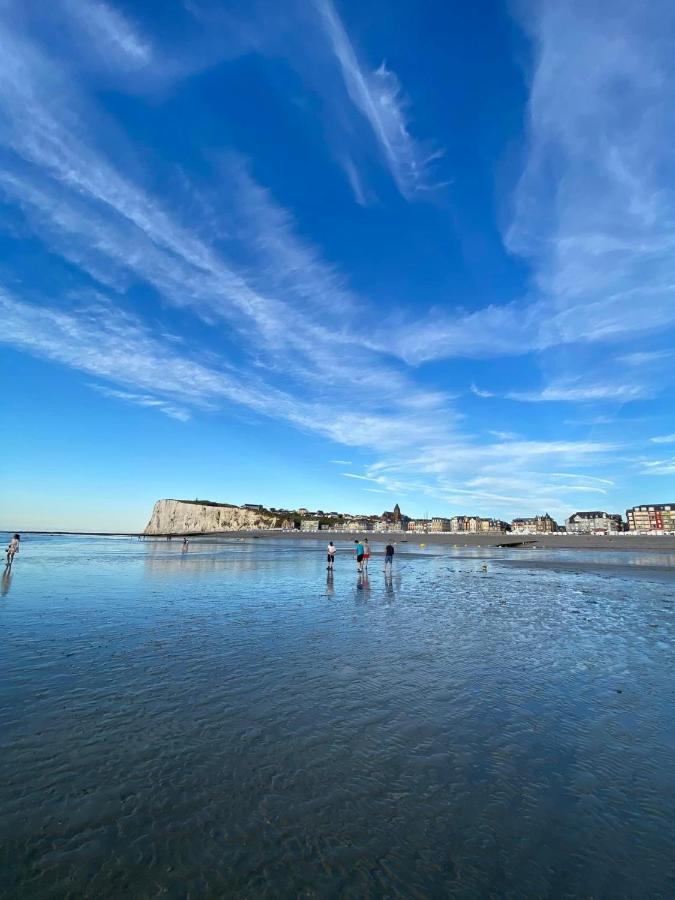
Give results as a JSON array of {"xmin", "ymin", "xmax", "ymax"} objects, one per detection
[
  {"xmin": 88, "ymin": 384, "xmax": 190, "ymax": 421},
  {"xmin": 0, "ymin": 10, "xmax": 469, "ymax": 489},
  {"xmin": 505, "ymin": 0, "xmax": 675, "ymax": 376},
  {"xmin": 507, "ymin": 381, "xmax": 653, "ymax": 404},
  {"xmin": 352, "ymin": 438, "xmax": 620, "ymax": 519},
  {"xmin": 470, "ymin": 384, "xmax": 495, "ymax": 399},
  {"xmin": 0, "ymin": 284, "xmax": 622, "ymax": 519},
  {"xmin": 617, "ymin": 350, "xmax": 672, "ymax": 367},
  {"xmin": 0, "ymin": 25, "xmax": 407, "ymax": 402},
  {"xmin": 488, "ymin": 430, "xmax": 519, "ymax": 441},
  {"xmin": 341, "ymin": 473, "xmax": 378, "ymax": 482},
  {"xmin": 377, "ymin": 0, "xmax": 675, "ymax": 378},
  {"xmin": 0, "ymin": 2, "xmax": 657, "ymax": 523},
  {"xmin": 650, "ymin": 434, "xmax": 675, "ymax": 444},
  {"xmin": 550, "ymin": 473, "xmax": 614, "ymax": 486},
  {"xmin": 61, "ymin": 0, "xmax": 152, "ymax": 67},
  {"xmin": 345, "ymin": 461, "xmax": 621, "ymax": 521},
  {"xmin": 468, "ymin": 378, "xmax": 652, "ymax": 405},
  {"xmin": 0, "ymin": 17, "xmax": 447, "ymax": 415},
  {"xmin": 313, "ymin": 0, "xmax": 441, "ymax": 200},
  {"xmin": 0, "ymin": 292, "xmax": 266, "ymax": 414},
  {"xmin": 638, "ymin": 458, "xmax": 675, "ymax": 476}
]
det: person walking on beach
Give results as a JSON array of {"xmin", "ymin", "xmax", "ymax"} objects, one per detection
[
  {"xmin": 327, "ymin": 541, "xmax": 336, "ymax": 570},
  {"xmin": 363, "ymin": 538, "xmax": 371, "ymax": 570},
  {"xmin": 354, "ymin": 539, "xmax": 365, "ymax": 573},
  {"xmin": 384, "ymin": 543, "xmax": 394, "ymax": 571},
  {"xmin": 5, "ymin": 534, "xmax": 20, "ymax": 567},
  {"xmin": 182, "ymin": 538, "xmax": 189, "ymax": 552}
]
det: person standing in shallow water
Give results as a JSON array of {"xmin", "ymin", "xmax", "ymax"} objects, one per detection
[
  {"xmin": 363, "ymin": 538, "xmax": 371, "ymax": 571},
  {"xmin": 5, "ymin": 534, "xmax": 20, "ymax": 567},
  {"xmin": 182, "ymin": 538, "xmax": 189, "ymax": 552},
  {"xmin": 327, "ymin": 541, "xmax": 336, "ymax": 570},
  {"xmin": 384, "ymin": 543, "xmax": 394, "ymax": 571},
  {"xmin": 354, "ymin": 539, "xmax": 364, "ymax": 573}
]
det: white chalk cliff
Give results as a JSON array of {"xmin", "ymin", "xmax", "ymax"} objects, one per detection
[{"xmin": 144, "ymin": 499, "xmax": 277, "ymax": 534}]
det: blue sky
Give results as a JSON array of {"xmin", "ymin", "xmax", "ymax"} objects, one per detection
[{"xmin": 1, "ymin": 0, "xmax": 674, "ymax": 532}]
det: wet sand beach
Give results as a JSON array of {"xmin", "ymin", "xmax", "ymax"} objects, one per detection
[
  {"xmin": 1, "ymin": 534, "xmax": 674, "ymax": 897},
  {"xmin": 207, "ymin": 528, "xmax": 675, "ymax": 552}
]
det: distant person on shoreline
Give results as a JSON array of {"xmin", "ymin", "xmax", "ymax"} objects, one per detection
[
  {"xmin": 363, "ymin": 538, "xmax": 371, "ymax": 570},
  {"xmin": 354, "ymin": 539, "xmax": 364, "ymax": 573},
  {"xmin": 182, "ymin": 538, "xmax": 189, "ymax": 553},
  {"xmin": 5, "ymin": 534, "xmax": 20, "ymax": 567},
  {"xmin": 327, "ymin": 541, "xmax": 336, "ymax": 570},
  {"xmin": 384, "ymin": 543, "xmax": 394, "ymax": 570}
]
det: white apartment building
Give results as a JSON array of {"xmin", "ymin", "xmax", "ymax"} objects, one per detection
[
  {"xmin": 565, "ymin": 511, "xmax": 623, "ymax": 534},
  {"xmin": 300, "ymin": 519, "xmax": 320, "ymax": 531}
]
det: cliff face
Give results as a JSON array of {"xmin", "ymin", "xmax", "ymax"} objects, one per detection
[{"xmin": 144, "ymin": 499, "xmax": 277, "ymax": 535}]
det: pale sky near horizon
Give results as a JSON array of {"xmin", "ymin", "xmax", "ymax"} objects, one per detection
[{"xmin": 1, "ymin": 0, "xmax": 674, "ymax": 532}]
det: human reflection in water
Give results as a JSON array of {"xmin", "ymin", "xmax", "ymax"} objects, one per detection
[
  {"xmin": 355, "ymin": 571, "xmax": 371, "ymax": 598},
  {"xmin": 325, "ymin": 569, "xmax": 334, "ymax": 598},
  {"xmin": 384, "ymin": 571, "xmax": 394, "ymax": 598},
  {"xmin": 1, "ymin": 566, "xmax": 12, "ymax": 596}
]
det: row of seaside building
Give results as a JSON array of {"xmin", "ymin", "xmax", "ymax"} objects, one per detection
[{"xmin": 293, "ymin": 503, "xmax": 675, "ymax": 535}]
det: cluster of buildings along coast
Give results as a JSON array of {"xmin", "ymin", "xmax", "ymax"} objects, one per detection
[
  {"xmin": 262, "ymin": 502, "xmax": 675, "ymax": 535},
  {"xmin": 145, "ymin": 499, "xmax": 675, "ymax": 536}
]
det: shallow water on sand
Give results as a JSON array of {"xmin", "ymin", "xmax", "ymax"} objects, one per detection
[{"xmin": 1, "ymin": 535, "xmax": 674, "ymax": 898}]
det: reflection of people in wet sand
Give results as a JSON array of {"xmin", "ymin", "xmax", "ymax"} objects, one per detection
[
  {"xmin": 356, "ymin": 571, "xmax": 370, "ymax": 594},
  {"xmin": 182, "ymin": 538, "xmax": 189, "ymax": 553},
  {"xmin": 326, "ymin": 569, "xmax": 334, "ymax": 597},
  {"xmin": 1, "ymin": 566, "xmax": 12, "ymax": 596},
  {"xmin": 5, "ymin": 534, "xmax": 20, "ymax": 567}
]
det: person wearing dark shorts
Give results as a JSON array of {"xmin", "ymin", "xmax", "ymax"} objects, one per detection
[
  {"xmin": 385, "ymin": 543, "xmax": 394, "ymax": 570},
  {"xmin": 354, "ymin": 540, "xmax": 364, "ymax": 572},
  {"xmin": 327, "ymin": 541, "xmax": 336, "ymax": 570}
]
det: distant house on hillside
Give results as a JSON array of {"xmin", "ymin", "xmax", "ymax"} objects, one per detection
[{"xmin": 243, "ymin": 503, "xmax": 263, "ymax": 511}]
